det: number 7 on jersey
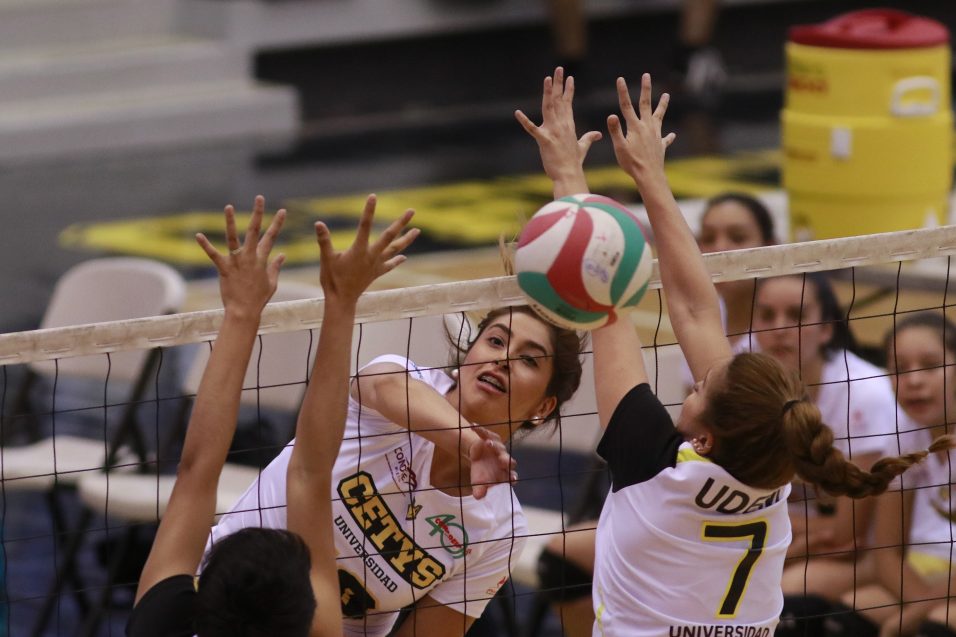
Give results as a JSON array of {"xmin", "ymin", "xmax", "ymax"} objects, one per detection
[{"xmin": 700, "ymin": 519, "xmax": 768, "ymax": 618}]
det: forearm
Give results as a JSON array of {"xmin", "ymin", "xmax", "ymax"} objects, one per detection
[
  {"xmin": 552, "ymin": 174, "xmax": 589, "ymax": 199},
  {"xmin": 639, "ymin": 178, "xmax": 722, "ymax": 332},
  {"xmin": 874, "ymin": 547, "xmax": 938, "ymax": 604},
  {"xmin": 592, "ymin": 318, "xmax": 647, "ymax": 428},
  {"xmin": 360, "ymin": 371, "xmax": 482, "ymax": 460},
  {"xmin": 179, "ymin": 310, "xmax": 259, "ymax": 475},
  {"xmin": 290, "ymin": 299, "xmax": 355, "ymax": 474}
]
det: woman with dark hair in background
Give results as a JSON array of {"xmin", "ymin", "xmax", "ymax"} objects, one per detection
[{"xmin": 752, "ymin": 272, "xmax": 900, "ymax": 601}]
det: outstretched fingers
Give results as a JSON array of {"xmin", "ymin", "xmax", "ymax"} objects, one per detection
[
  {"xmin": 552, "ymin": 66, "xmax": 565, "ymax": 102},
  {"xmin": 354, "ymin": 194, "xmax": 377, "ymax": 248},
  {"xmin": 579, "ymin": 129, "xmax": 603, "ymax": 153},
  {"xmin": 242, "ymin": 195, "xmax": 265, "ymax": 252},
  {"xmin": 637, "ymin": 72, "xmax": 654, "ymax": 120},
  {"xmin": 514, "ymin": 109, "xmax": 539, "ymax": 137},
  {"xmin": 224, "ymin": 204, "xmax": 240, "ymax": 253},
  {"xmin": 616, "ymin": 77, "xmax": 639, "ymax": 127},
  {"xmin": 654, "ymin": 91, "xmax": 670, "ymax": 122},
  {"xmin": 606, "ymin": 113, "xmax": 625, "ymax": 143},
  {"xmin": 257, "ymin": 208, "xmax": 287, "ymax": 260},
  {"xmin": 372, "ymin": 209, "xmax": 416, "ymax": 256},
  {"xmin": 377, "ymin": 216, "xmax": 419, "ymax": 274},
  {"xmin": 314, "ymin": 220, "xmax": 334, "ymax": 265},
  {"xmin": 195, "ymin": 232, "xmax": 224, "ymax": 270}
]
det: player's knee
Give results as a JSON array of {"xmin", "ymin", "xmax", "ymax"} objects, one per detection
[
  {"xmin": 536, "ymin": 548, "xmax": 592, "ymax": 604},
  {"xmin": 918, "ymin": 622, "xmax": 956, "ymax": 637}
]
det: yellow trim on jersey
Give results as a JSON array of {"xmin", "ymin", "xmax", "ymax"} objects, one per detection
[
  {"xmin": 907, "ymin": 550, "xmax": 952, "ymax": 580},
  {"xmin": 595, "ymin": 585, "xmax": 607, "ymax": 637},
  {"xmin": 677, "ymin": 447, "xmax": 712, "ymax": 464},
  {"xmin": 700, "ymin": 517, "xmax": 770, "ymax": 619}
]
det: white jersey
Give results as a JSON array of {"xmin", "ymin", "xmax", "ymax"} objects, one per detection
[
  {"xmin": 209, "ymin": 355, "xmax": 528, "ymax": 637},
  {"xmin": 816, "ymin": 351, "xmax": 898, "ymax": 459},
  {"xmin": 896, "ymin": 420, "xmax": 956, "ymax": 563},
  {"xmin": 593, "ymin": 384, "xmax": 791, "ymax": 637}
]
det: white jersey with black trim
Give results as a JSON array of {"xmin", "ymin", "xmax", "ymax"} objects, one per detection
[
  {"xmin": 593, "ymin": 384, "xmax": 791, "ymax": 637},
  {"xmin": 208, "ymin": 355, "xmax": 528, "ymax": 637}
]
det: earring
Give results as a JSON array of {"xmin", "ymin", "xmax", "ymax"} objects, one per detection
[{"xmin": 451, "ymin": 369, "xmax": 459, "ymax": 379}]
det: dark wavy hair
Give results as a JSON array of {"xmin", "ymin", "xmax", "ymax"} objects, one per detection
[
  {"xmin": 757, "ymin": 271, "xmax": 858, "ymax": 358},
  {"xmin": 703, "ymin": 192, "xmax": 776, "ymax": 244},
  {"xmin": 884, "ymin": 311, "xmax": 956, "ymax": 370},
  {"xmin": 195, "ymin": 528, "xmax": 315, "ymax": 637}
]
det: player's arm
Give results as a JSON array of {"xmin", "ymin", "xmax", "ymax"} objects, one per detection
[
  {"xmin": 871, "ymin": 487, "xmax": 943, "ymax": 614},
  {"xmin": 390, "ymin": 595, "xmax": 476, "ymax": 637},
  {"xmin": 592, "ymin": 319, "xmax": 648, "ymax": 428},
  {"xmin": 516, "ymin": 66, "xmax": 649, "ymax": 424},
  {"xmin": 286, "ymin": 195, "xmax": 418, "ymax": 637},
  {"xmin": 351, "ymin": 365, "xmax": 515, "ymax": 499},
  {"xmin": 607, "ymin": 74, "xmax": 731, "ymax": 380},
  {"xmin": 135, "ymin": 197, "xmax": 285, "ymax": 603},
  {"xmin": 514, "ymin": 66, "xmax": 602, "ymax": 199}
]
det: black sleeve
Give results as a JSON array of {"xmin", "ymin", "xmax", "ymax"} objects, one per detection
[
  {"xmin": 597, "ymin": 383, "xmax": 682, "ymax": 492},
  {"xmin": 126, "ymin": 574, "xmax": 197, "ymax": 637}
]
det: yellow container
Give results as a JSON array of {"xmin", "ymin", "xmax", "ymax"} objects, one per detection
[{"xmin": 782, "ymin": 9, "xmax": 953, "ymax": 240}]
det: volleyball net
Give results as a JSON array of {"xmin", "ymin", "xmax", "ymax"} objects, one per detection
[{"xmin": 2, "ymin": 224, "xmax": 956, "ymax": 635}]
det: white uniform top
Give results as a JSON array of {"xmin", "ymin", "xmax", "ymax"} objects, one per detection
[
  {"xmin": 815, "ymin": 351, "xmax": 898, "ymax": 460},
  {"xmin": 592, "ymin": 384, "xmax": 791, "ymax": 637},
  {"xmin": 209, "ymin": 355, "xmax": 528, "ymax": 637},
  {"xmin": 896, "ymin": 420, "xmax": 956, "ymax": 563}
]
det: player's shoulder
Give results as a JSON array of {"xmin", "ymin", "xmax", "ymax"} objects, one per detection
[{"xmin": 359, "ymin": 355, "xmax": 453, "ymax": 390}]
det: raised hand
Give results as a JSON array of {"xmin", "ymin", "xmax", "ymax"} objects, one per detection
[
  {"xmin": 606, "ymin": 73, "xmax": 677, "ymax": 191},
  {"xmin": 315, "ymin": 194, "xmax": 419, "ymax": 303},
  {"xmin": 195, "ymin": 195, "xmax": 286, "ymax": 319},
  {"xmin": 515, "ymin": 66, "xmax": 601, "ymax": 197}
]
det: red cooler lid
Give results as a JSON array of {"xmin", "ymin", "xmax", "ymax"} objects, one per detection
[{"xmin": 789, "ymin": 9, "xmax": 949, "ymax": 49}]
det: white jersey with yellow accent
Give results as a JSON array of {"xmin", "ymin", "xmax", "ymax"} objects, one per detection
[
  {"xmin": 593, "ymin": 384, "xmax": 791, "ymax": 637},
  {"xmin": 896, "ymin": 422, "xmax": 956, "ymax": 565},
  {"xmin": 208, "ymin": 355, "xmax": 528, "ymax": 637}
]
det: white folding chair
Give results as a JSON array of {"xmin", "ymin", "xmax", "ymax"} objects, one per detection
[
  {"xmin": 0, "ymin": 257, "xmax": 186, "ymax": 637},
  {"xmin": 71, "ymin": 280, "xmax": 322, "ymax": 636}
]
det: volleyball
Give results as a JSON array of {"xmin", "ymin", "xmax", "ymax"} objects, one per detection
[{"xmin": 515, "ymin": 194, "xmax": 653, "ymax": 330}]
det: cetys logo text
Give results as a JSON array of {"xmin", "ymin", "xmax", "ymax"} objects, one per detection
[{"xmin": 338, "ymin": 471, "xmax": 446, "ymax": 589}]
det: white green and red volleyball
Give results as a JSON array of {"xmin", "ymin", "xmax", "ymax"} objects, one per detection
[{"xmin": 515, "ymin": 194, "xmax": 653, "ymax": 330}]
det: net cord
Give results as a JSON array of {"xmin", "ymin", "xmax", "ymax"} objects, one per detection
[{"xmin": 3, "ymin": 225, "xmax": 956, "ymax": 366}]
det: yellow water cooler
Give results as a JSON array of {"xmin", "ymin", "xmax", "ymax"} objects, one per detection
[{"xmin": 782, "ymin": 9, "xmax": 953, "ymax": 240}]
